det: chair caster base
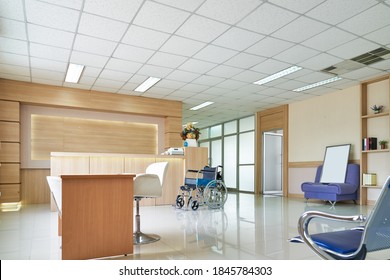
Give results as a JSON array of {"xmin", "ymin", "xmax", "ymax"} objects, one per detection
[{"xmin": 133, "ymin": 232, "xmax": 160, "ymax": 245}]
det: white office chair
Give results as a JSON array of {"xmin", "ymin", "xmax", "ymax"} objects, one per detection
[
  {"xmin": 133, "ymin": 161, "xmax": 169, "ymax": 245},
  {"xmin": 46, "ymin": 176, "xmax": 62, "ymax": 215}
]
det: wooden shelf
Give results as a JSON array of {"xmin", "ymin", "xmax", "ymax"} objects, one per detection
[
  {"xmin": 362, "ymin": 112, "xmax": 389, "ymax": 119},
  {"xmin": 362, "ymin": 149, "xmax": 389, "ymax": 153}
]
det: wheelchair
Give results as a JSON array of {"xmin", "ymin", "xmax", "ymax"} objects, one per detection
[{"xmin": 176, "ymin": 165, "xmax": 228, "ymax": 210}]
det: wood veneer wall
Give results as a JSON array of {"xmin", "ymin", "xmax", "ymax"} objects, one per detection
[{"xmin": 0, "ymin": 79, "xmax": 183, "ymax": 204}]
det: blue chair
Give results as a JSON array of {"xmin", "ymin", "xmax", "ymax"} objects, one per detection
[{"xmin": 293, "ymin": 176, "xmax": 390, "ymax": 259}]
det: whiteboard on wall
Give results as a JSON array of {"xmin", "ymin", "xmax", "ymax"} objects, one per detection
[{"xmin": 320, "ymin": 144, "xmax": 351, "ymax": 183}]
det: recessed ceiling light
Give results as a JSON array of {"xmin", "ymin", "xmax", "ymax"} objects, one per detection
[
  {"xmin": 190, "ymin": 101, "xmax": 214, "ymax": 111},
  {"xmin": 65, "ymin": 63, "xmax": 84, "ymax": 83},
  {"xmin": 134, "ymin": 77, "xmax": 161, "ymax": 92},
  {"xmin": 253, "ymin": 66, "xmax": 302, "ymax": 86},
  {"xmin": 293, "ymin": 76, "xmax": 342, "ymax": 92}
]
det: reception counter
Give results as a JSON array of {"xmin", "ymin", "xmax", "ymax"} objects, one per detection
[{"xmin": 50, "ymin": 147, "xmax": 208, "ymax": 207}]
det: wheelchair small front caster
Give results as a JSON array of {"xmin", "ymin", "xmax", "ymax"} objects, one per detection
[
  {"xmin": 176, "ymin": 195, "xmax": 184, "ymax": 208},
  {"xmin": 191, "ymin": 200, "xmax": 199, "ymax": 210}
]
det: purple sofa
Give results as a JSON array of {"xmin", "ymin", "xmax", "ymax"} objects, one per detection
[{"xmin": 301, "ymin": 164, "xmax": 360, "ymax": 205}]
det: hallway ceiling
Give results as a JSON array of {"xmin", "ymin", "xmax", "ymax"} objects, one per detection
[{"xmin": 1, "ymin": 0, "xmax": 390, "ymax": 127}]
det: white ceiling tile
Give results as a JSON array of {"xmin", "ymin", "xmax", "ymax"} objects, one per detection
[
  {"xmin": 166, "ymin": 70, "xmax": 201, "ymax": 83},
  {"xmin": 0, "ymin": 63, "xmax": 30, "ymax": 76},
  {"xmin": 245, "ymin": 37, "xmax": 294, "ymax": 57},
  {"xmin": 250, "ymin": 59, "xmax": 292, "ymax": 74},
  {"xmin": 31, "ymin": 68, "xmax": 65, "ymax": 81},
  {"xmin": 148, "ymin": 52, "xmax": 188, "ymax": 68},
  {"xmin": 302, "ymin": 27, "xmax": 357, "ymax": 52},
  {"xmin": 364, "ymin": 25, "xmax": 390, "ymax": 46},
  {"xmin": 30, "ymin": 57, "xmax": 67, "ymax": 72},
  {"xmin": 212, "ymin": 27, "xmax": 264, "ymax": 51},
  {"xmin": 113, "ymin": 44, "xmax": 155, "ymax": 63},
  {"xmin": 178, "ymin": 59, "xmax": 217, "ymax": 74},
  {"xmin": 121, "ymin": 25, "xmax": 170, "ymax": 50},
  {"xmin": 98, "ymin": 69, "xmax": 133, "ymax": 82},
  {"xmin": 154, "ymin": 0, "xmax": 204, "ymax": 12},
  {"xmin": 192, "ymin": 75, "xmax": 225, "ymax": 86},
  {"xmin": 307, "ymin": 0, "xmax": 377, "ymax": 25},
  {"xmin": 197, "ymin": 0, "xmax": 263, "ymax": 25},
  {"xmin": 0, "ymin": 37, "xmax": 28, "ymax": 55},
  {"xmin": 0, "ymin": 0, "xmax": 24, "ymax": 20},
  {"xmin": 31, "ymin": 78, "xmax": 63, "ymax": 86},
  {"xmin": 232, "ymin": 70, "xmax": 265, "ymax": 83},
  {"xmin": 70, "ymin": 51, "xmax": 109, "ymax": 68},
  {"xmin": 194, "ymin": 45, "xmax": 238, "ymax": 64},
  {"xmin": 83, "ymin": 0, "xmax": 143, "ymax": 23},
  {"xmin": 176, "ymin": 15, "xmax": 230, "ymax": 43},
  {"xmin": 370, "ymin": 59, "xmax": 390, "ymax": 71},
  {"xmin": 294, "ymin": 71, "xmax": 334, "ymax": 84},
  {"xmin": 160, "ymin": 36, "xmax": 206, "ymax": 57},
  {"xmin": 78, "ymin": 13, "xmax": 128, "ymax": 41},
  {"xmin": 28, "ymin": 24, "xmax": 75, "ymax": 48},
  {"xmin": 180, "ymin": 83, "xmax": 210, "ymax": 93},
  {"xmin": 136, "ymin": 64, "xmax": 173, "ymax": 78},
  {"xmin": 156, "ymin": 79, "xmax": 186, "ymax": 89},
  {"xmin": 224, "ymin": 53, "xmax": 266, "ymax": 69},
  {"xmin": 133, "ymin": 1, "xmax": 190, "ymax": 33},
  {"xmin": 73, "ymin": 34, "xmax": 117, "ymax": 56},
  {"xmin": 41, "ymin": 0, "xmax": 84, "ymax": 10},
  {"xmin": 105, "ymin": 58, "xmax": 142, "ymax": 74},
  {"xmin": 94, "ymin": 78, "xmax": 125, "ymax": 89},
  {"xmin": 26, "ymin": 0, "xmax": 80, "ymax": 32},
  {"xmin": 274, "ymin": 44, "xmax": 319, "ymax": 64},
  {"xmin": 237, "ymin": 3, "xmax": 298, "ymax": 35},
  {"xmin": 82, "ymin": 66, "xmax": 102, "ymax": 78},
  {"xmin": 77, "ymin": 75, "xmax": 96, "ymax": 85},
  {"xmin": 327, "ymin": 38, "xmax": 381, "ymax": 59},
  {"xmin": 268, "ymin": 0, "xmax": 325, "ymax": 13},
  {"xmin": 339, "ymin": 4, "xmax": 390, "ymax": 36},
  {"xmin": 215, "ymin": 79, "xmax": 247, "ymax": 90},
  {"xmin": 0, "ymin": 73, "xmax": 31, "ymax": 82},
  {"xmin": 206, "ymin": 65, "xmax": 243, "ymax": 78},
  {"xmin": 272, "ymin": 16, "xmax": 330, "ymax": 43},
  {"xmin": 0, "ymin": 18, "xmax": 27, "ymax": 40},
  {"xmin": 29, "ymin": 43, "xmax": 71, "ymax": 62},
  {"xmin": 340, "ymin": 66, "xmax": 383, "ymax": 80},
  {"xmin": 0, "ymin": 52, "xmax": 29, "ymax": 67},
  {"xmin": 299, "ymin": 53, "xmax": 343, "ymax": 71}
]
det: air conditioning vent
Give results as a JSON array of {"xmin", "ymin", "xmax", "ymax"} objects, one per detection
[{"xmin": 351, "ymin": 47, "xmax": 390, "ymax": 65}]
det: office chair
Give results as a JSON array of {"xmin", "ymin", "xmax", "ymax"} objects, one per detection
[
  {"xmin": 293, "ymin": 176, "xmax": 390, "ymax": 259},
  {"xmin": 133, "ymin": 161, "xmax": 169, "ymax": 245}
]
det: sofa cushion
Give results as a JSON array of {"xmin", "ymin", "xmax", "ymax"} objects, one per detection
[{"xmin": 301, "ymin": 182, "xmax": 358, "ymax": 195}]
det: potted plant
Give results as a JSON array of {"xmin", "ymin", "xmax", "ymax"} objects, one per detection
[
  {"xmin": 379, "ymin": 140, "xmax": 388, "ymax": 149},
  {"xmin": 370, "ymin": 104, "xmax": 384, "ymax": 114}
]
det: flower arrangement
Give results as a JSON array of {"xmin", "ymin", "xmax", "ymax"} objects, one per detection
[
  {"xmin": 370, "ymin": 104, "xmax": 384, "ymax": 114},
  {"xmin": 180, "ymin": 122, "xmax": 200, "ymax": 140}
]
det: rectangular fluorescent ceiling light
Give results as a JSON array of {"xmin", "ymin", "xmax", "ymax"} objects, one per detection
[
  {"xmin": 65, "ymin": 63, "xmax": 84, "ymax": 83},
  {"xmin": 134, "ymin": 77, "xmax": 161, "ymax": 92},
  {"xmin": 253, "ymin": 66, "xmax": 302, "ymax": 85},
  {"xmin": 293, "ymin": 76, "xmax": 342, "ymax": 92},
  {"xmin": 190, "ymin": 101, "xmax": 214, "ymax": 111}
]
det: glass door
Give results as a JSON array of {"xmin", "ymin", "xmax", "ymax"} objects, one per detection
[{"xmin": 263, "ymin": 130, "xmax": 283, "ymax": 195}]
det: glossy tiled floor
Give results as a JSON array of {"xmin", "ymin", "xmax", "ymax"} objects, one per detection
[{"xmin": 0, "ymin": 193, "xmax": 386, "ymax": 260}]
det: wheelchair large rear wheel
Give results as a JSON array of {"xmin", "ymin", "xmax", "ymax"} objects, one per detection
[{"xmin": 204, "ymin": 180, "xmax": 228, "ymax": 209}]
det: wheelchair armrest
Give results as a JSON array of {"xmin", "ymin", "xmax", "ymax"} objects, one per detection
[
  {"xmin": 297, "ymin": 211, "xmax": 366, "ymax": 259},
  {"xmin": 187, "ymin": 169, "xmax": 201, "ymax": 173}
]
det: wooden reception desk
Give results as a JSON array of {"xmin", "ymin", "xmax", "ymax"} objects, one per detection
[{"xmin": 60, "ymin": 174, "xmax": 134, "ymax": 260}]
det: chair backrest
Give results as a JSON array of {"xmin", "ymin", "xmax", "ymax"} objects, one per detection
[
  {"xmin": 46, "ymin": 176, "xmax": 62, "ymax": 213},
  {"xmin": 202, "ymin": 166, "xmax": 217, "ymax": 180},
  {"xmin": 314, "ymin": 164, "xmax": 359, "ymax": 186},
  {"xmin": 146, "ymin": 162, "xmax": 169, "ymax": 185},
  {"xmin": 362, "ymin": 176, "xmax": 390, "ymax": 252}
]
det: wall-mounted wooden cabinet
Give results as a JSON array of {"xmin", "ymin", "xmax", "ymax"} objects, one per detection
[
  {"xmin": 360, "ymin": 75, "xmax": 390, "ymax": 205},
  {"xmin": 0, "ymin": 100, "xmax": 21, "ymax": 203}
]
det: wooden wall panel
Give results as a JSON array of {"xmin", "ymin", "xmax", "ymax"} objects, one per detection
[
  {"xmin": 0, "ymin": 142, "xmax": 20, "ymax": 162},
  {"xmin": 0, "ymin": 184, "xmax": 20, "ymax": 203},
  {"xmin": 0, "ymin": 163, "xmax": 20, "ymax": 183},
  {"xmin": 90, "ymin": 156, "xmax": 124, "ymax": 174},
  {"xmin": 31, "ymin": 115, "xmax": 158, "ymax": 160},
  {"xmin": 21, "ymin": 169, "xmax": 51, "ymax": 204},
  {"xmin": 0, "ymin": 100, "xmax": 20, "ymax": 121},
  {"xmin": 0, "ymin": 122, "xmax": 20, "ymax": 142}
]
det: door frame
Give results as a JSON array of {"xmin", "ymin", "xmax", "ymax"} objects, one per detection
[{"xmin": 255, "ymin": 105, "xmax": 289, "ymax": 196}]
